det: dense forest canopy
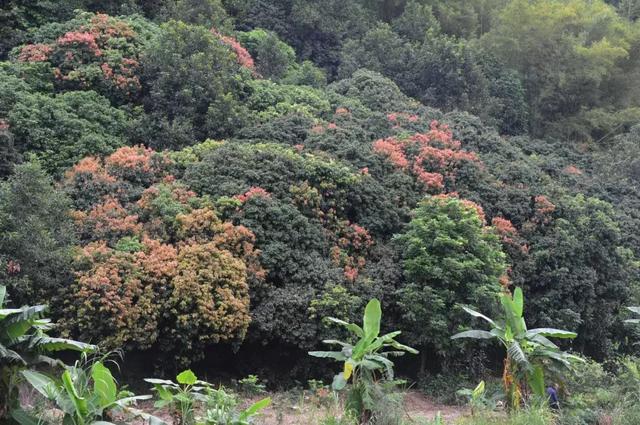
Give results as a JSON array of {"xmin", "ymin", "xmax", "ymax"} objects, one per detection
[{"xmin": 2, "ymin": 0, "xmax": 640, "ymax": 386}]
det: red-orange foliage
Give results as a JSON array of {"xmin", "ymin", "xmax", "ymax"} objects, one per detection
[
  {"xmin": 17, "ymin": 43, "xmax": 53, "ymax": 62},
  {"xmin": 533, "ymin": 195, "xmax": 556, "ymax": 225},
  {"xmin": 234, "ymin": 187, "xmax": 271, "ymax": 203},
  {"xmin": 211, "ymin": 29, "xmax": 255, "ymax": 71},
  {"xmin": 332, "ymin": 222, "xmax": 374, "ymax": 282},
  {"xmin": 62, "ymin": 146, "xmax": 263, "ymax": 362},
  {"xmin": 63, "ymin": 239, "xmax": 174, "ymax": 349},
  {"xmin": 373, "ymin": 121, "xmax": 479, "ymax": 192},
  {"xmin": 18, "ymin": 13, "xmax": 142, "ymax": 98},
  {"xmin": 165, "ymin": 241, "xmax": 250, "ymax": 363},
  {"xmin": 492, "ymin": 217, "xmax": 517, "ymax": 237},
  {"xmin": 563, "ymin": 165, "xmax": 583, "ymax": 175},
  {"xmin": 76, "ymin": 197, "xmax": 142, "ymax": 242}
]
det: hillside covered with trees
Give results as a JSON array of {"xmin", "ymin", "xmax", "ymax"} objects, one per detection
[{"xmin": 3, "ymin": 1, "xmax": 640, "ymax": 424}]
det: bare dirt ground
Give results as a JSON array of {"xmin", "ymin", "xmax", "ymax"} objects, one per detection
[
  {"xmin": 259, "ymin": 390, "xmax": 468, "ymax": 425},
  {"xmin": 21, "ymin": 385, "xmax": 468, "ymax": 425}
]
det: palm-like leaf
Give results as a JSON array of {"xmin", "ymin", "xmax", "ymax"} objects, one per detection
[
  {"xmin": 308, "ymin": 298, "xmax": 417, "ymax": 392},
  {"xmin": 1, "ymin": 285, "xmax": 95, "ymax": 418},
  {"xmin": 626, "ymin": 306, "xmax": 640, "ymax": 324},
  {"xmin": 453, "ymin": 287, "xmax": 579, "ymax": 406},
  {"xmin": 451, "ymin": 330, "xmax": 495, "ymax": 340}
]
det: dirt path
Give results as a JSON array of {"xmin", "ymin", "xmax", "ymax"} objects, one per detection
[
  {"xmin": 259, "ymin": 390, "xmax": 468, "ymax": 424},
  {"xmin": 404, "ymin": 390, "xmax": 468, "ymax": 422}
]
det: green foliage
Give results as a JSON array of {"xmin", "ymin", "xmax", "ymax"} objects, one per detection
[
  {"xmin": 19, "ymin": 354, "xmax": 151, "ymax": 425},
  {"xmin": 146, "ymin": 370, "xmax": 270, "ymax": 425},
  {"xmin": 3, "ymin": 0, "xmax": 640, "ymax": 401},
  {"xmin": 161, "ymin": 0, "xmax": 232, "ymax": 29},
  {"xmin": 146, "ymin": 369, "xmax": 202, "ymax": 425},
  {"xmin": 237, "ymin": 374, "xmax": 266, "ymax": 396},
  {"xmin": 453, "ymin": 287, "xmax": 582, "ymax": 408},
  {"xmin": 456, "ymin": 405, "xmax": 555, "ymax": 425},
  {"xmin": 396, "ymin": 196, "xmax": 507, "ymax": 360},
  {"xmin": 518, "ymin": 194, "xmax": 635, "ymax": 360},
  {"xmin": 456, "ymin": 381, "xmax": 498, "ymax": 414},
  {"xmin": 199, "ymin": 390, "xmax": 270, "ymax": 425},
  {"xmin": 0, "ymin": 0, "xmax": 84, "ymax": 59},
  {"xmin": 0, "ymin": 162, "xmax": 76, "ymax": 305},
  {"xmin": 0, "ymin": 285, "xmax": 94, "ymax": 419},
  {"xmin": 140, "ymin": 20, "xmax": 249, "ymax": 148},
  {"xmin": 481, "ymin": 0, "xmax": 640, "ymax": 139},
  {"xmin": 7, "ymin": 90, "xmax": 128, "ymax": 173},
  {"xmin": 246, "ymin": 80, "xmax": 331, "ymax": 121},
  {"xmin": 309, "ymin": 299, "xmax": 417, "ymax": 421},
  {"xmin": 237, "ymin": 29, "xmax": 296, "ymax": 79},
  {"xmin": 626, "ymin": 306, "xmax": 640, "ymax": 325}
]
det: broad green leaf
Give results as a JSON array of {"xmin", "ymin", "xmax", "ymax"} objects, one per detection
[
  {"xmin": 363, "ymin": 299, "xmax": 381, "ymax": 338},
  {"xmin": 143, "ymin": 378, "xmax": 175, "ymax": 386},
  {"xmin": 460, "ymin": 306, "xmax": 496, "ymax": 327},
  {"xmin": 239, "ymin": 397, "xmax": 271, "ymax": 420},
  {"xmin": 472, "ymin": 381, "xmax": 485, "ymax": 400},
  {"xmin": 378, "ymin": 331, "xmax": 402, "ymax": 341},
  {"xmin": 625, "ymin": 319, "xmax": 640, "ymax": 324},
  {"xmin": 0, "ymin": 308, "xmax": 22, "ymax": 319},
  {"xmin": 326, "ymin": 317, "xmax": 364, "ymax": 337},
  {"xmin": 490, "ymin": 328, "xmax": 506, "ymax": 339},
  {"xmin": 360, "ymin": 358, "xmax": 385, "ymax": 370},
  {"xmin": 62, "ymin": 369, "xmax": 88, "ymax": 419},
  {"xmin": 92, "ymin": 361, "xmax": 117, "ymax": 407},
  {"xmin": 513, "ymin": 288, "xmax": 524, "ymax": 318},
  {"xmin": 308, "ymin": 350, "xmax": 348, "ymax": 361},
  {"xmin": 154, "ymin": 385, "xmax": 174, "ymax": 402},
  {"xmin": 627, "ymin": 306, "xmax": 640, "ymax": 315},
  {"xmin": 507, "ymin": 341, "xmax": 528, "ymax": 366},
  {"xmin": 331, "ymin": 373, "xmax": 347, "ymax": 391},
  {"xmin": 386, "ymin": 339, "xmax": 419, "ymax": 354},
  {"xmin": 368, "ymin": 354, "xmax": 395, "ymax": 379},
  {"xmin": 21, "ymin": 370, "xmax": 58, "ymax": 399},
  {"xmin": 111, "ymin": 395, "xmax": 152, "ymax": 409},
  {"xmin": 529, "ymin": 365, "xmax": 545, "ymax": 397},
  {"xmin": 321, "ymin": 339, "xmax": 351, "ymax": 347},
  {"xmin": 530, "ymin": 334, "xmax": 558, "ymax": 349},
  {"xmin": 0, "ymin": 286, "xmax": 6, "ymax": 307},
  {"xmin": 451, "ymin": 330, "xmax": 495, "ymax": 340},
  {"xmin": 525, "ymin": 328, "xmax": 577, "ymax": 339},
  {"xmin": 176, "ymin": 369, "xmax": 197, "ymax": 385},
  {"xmin": 504, "ymin": 325, "xmax": 514, "ymax": 342},
  {"xmin": 35, "ymin": 337, "xmax": 96, "ymax": 353},
  {"xmin": 11, "ymin": 408, "xmax": 48, "ymax": 425},
  {"xmin": 0, "ymin": 344, "xmax": 26, "ymax": 365}
]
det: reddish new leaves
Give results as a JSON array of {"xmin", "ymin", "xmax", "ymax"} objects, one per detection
[
  {"xmin": 211, "ymin": 28, "xmax": 255, "ymax": 71},
  {"xmin": 18, "ymin": 13, "xmax": 143, "ymax": 99},
  {"xmin": 234, "ymin": 187, "xmax": 271, "ymax": 203},
  {"xmin": 331, "ymin": 222, "xmax": 374, "ymax": 282},
  {"xmin": 17, "ymin": 44, "xmax": 53, "ymax": 62},
  {"xmin": 62, "ymin": 146, "xmax": 264, "ymax": 363},
  {"xmin": 373, "ymin": 120, "xmax": 479, "ymax": 192}
]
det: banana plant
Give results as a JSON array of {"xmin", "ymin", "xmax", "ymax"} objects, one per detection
[
  {"xmin": 146, "ymin": 370, "xmax": 270, "ymax": 425},
  {"xmin": 309, "ymin": 299, "xmax": 417, "ymax": 421},
  {"xmin": 15, "ymin": 355, "xmax": 152, "ymax": 425},
  {"xmin": 625, "ymin": 306, "xmax": 640, "ymax": 324},
  {"xmin": 452, "ymin": 287, "xmax": 582, "ymax": 409},
  {"xmin": 146, "ymin": 369, "xmax": 213, "ymax": 425},
  {"xmin": 0, "ymin": 285, "xmax": 94, "ymax": 418},
  {"xmin": 199, "ymin": 388, "xmax": 271, "ymax": 425}
]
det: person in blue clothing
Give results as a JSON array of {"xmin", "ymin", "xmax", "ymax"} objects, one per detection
[{"xmin": 546, "ymin": 383, "xmax": 560, "ymax": 410}]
